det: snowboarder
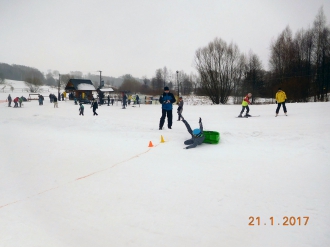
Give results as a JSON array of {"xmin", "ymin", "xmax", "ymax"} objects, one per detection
[
  {"xmin": 159, "ymin": 86, "xmax": 176, "ymax": 130},
  {"xmin": 238, "ymin": 93, "xmax": 252, "ymax": 117},
  {"xmin": 177, "ymin": 96, "xmax": 184, "ymax": 121},
  {"xmin": 180, "ymin": 114, "xmax": 205, "ymax": 149},
  {"xmin": 275, "ymin": 88, "xmax": 288, "ymax": 117},
  {"xmin": 91, "ymin": 100, "xmax": 98, "ymax": 115},
  {"xmin": 79, "ymin": 103, "xmax": 84, "ymax": 116},
  {"xmin": 7, "ymin": 94, "xmax": 12, "ymax": 107}
]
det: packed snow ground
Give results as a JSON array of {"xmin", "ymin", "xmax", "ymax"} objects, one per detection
[{"xmin": 0, "ymin": 81, "xmax": 330, "ymax": 247}]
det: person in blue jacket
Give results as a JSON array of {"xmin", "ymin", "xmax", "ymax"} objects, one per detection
[{"xmin": 159, "ymin": 86, "xmax": 176, "ymax": 130}]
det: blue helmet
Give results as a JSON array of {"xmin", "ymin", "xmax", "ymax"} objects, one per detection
[{"xmin": 193, "ymin": 128, "xmax": 201, "ymax": 137}]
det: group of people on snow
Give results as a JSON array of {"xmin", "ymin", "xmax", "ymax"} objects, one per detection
[
  {"xmin": 7, "ymin": 94, "xmax": 26, "ymax": 108},
  {"xmin": 121, "ymin": 93, "xmax": 140, "ymax": 109},
  {"xmin": 158, "ymin": 86, "xmax": 204, "ymax": 149},
  {"xmin": 237, "ymin": 88, "xmax": 287, "ymax": 117},
  {"xmin": 158, "ymin": 86, "xmax": 288, "ymax": 149},
  {"xmin": 6, "ymin": 86, "xmax": 288, "ymax": 149}
]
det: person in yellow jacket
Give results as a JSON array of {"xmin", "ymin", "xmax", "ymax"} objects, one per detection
[
  {"xmin": 275, "ymin": 88, "xmax": 287, "ymax": 117},
  {"xmin": 238, "ymin": 93, "xmax": 252, "ymax": 117}
]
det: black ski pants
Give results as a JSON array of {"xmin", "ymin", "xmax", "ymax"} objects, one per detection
[
  {"xmin": 276, "ymin": 102, "xmax": 287, "ymax": 114},
  {"xmin": 159, "ymin": 109, "xmax": 173, "ymax": 128},
  {"xmin": 240, "ymin": 105, "xmax": 249, "ymax": 115}
]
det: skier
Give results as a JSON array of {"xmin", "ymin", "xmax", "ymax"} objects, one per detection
[
  {"xmin": 238, "ymin": 93, "xmax": 252, "ymax": 117},
  {"xmin": 91, "ymin": 100, "xmax": 98, "ymax": 115},
  {"xmin": 159, "ymin": 86, "xmax": 176, "ymax": 130},
  {"xmin": 107, "ymin": 94, "xmax": 110, "ymax": 106},
  {"xmin": 275, "ymin": 88, "xmax": 288, "ymax": 117},
  {"xmin": 177, "ymin": 96, "xmax": 184, "ymax": 121},
  {"xmin": 7, "ymin": 94, "xmax": 12, "ymax": 107},
  {"xmin": 79, "ymin": 103, "xmax": 84, "ymax": 116},
  {"xmin": 180, "ymin": 114, "xmax": 205, "ymax": 149}
]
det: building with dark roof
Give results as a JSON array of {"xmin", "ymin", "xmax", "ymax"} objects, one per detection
[{"xmin": 65, "ymin": 79, "xmax": 96, "ymax": 101}]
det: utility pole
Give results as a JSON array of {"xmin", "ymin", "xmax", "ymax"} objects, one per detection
[
  {"xmin": 176, "ymin": 71, "xmax": 179, "ymax": 97},
  {"xmin": 58, "ymin": 73, "xmax": 60, "ymax": 100},
  {"xmin": 97, "ymin": 70, "xmax": 102, "ymax": 88}
]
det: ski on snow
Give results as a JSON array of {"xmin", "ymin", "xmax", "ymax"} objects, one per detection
[{"xmin": 236, "ymin": 115, "xmax": 260, "ymax": 118}]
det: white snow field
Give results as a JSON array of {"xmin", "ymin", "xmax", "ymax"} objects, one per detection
[{"xmin": 0, "ymin": 82, "xmax": 330, "ymax": 247}]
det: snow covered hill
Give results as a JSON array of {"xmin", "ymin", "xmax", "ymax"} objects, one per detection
[{"xmin": 0, "ymin": 81, "xmax": 329, "ymax": 247}]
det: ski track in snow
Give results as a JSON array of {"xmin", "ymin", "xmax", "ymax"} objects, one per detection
[{"xmin": 0, "ymin": 143, "xmax": 161, "ymax": 209}]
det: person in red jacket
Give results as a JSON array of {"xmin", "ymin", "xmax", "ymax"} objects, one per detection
[
  {"xmin": 13, "ymin": 97, "xmax": 19, "ymax": 108},
  {"xmin": 238, "ymin": 93, "xmax": 252, "ymax": 117}
]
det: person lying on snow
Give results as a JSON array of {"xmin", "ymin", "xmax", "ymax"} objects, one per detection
[{"xmin": 179, "ymin": 114, "xmax": 205, "ymax": 149}]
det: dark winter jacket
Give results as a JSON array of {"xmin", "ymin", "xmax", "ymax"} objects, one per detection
[
  {"xmin": 122, "ymin": 94, "xmax": 127, "ymax": 105},
  {"xmin": 177, "ymin": 100, "xmax": 183, "ymax": 112},
  {"xmin": 159, "ymin": 92, "xmax": 176, "ymax": 111},
  {"xmin": 92, "ymin": 101, "xmax": 98, "ymax": 110},
  {"xmin": 183, "ymin": 119, "xmax": 205, "ymax": 149}
]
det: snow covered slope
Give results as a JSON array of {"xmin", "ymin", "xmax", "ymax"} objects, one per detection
[{"xmin": 0, "ymin": 89, "xmax": 329, "ymax": 246}]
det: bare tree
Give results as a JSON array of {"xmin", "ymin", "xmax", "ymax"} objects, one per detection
[
  {"xmin": 0, "ymin": 72, "xmax": 4, "ymax": 84},
  {"xmin": 25, "ymin": 76, "xmax": 43, "ymax": 93},
  {"xmin": 190, "ymin": 72, "xmax": 200, "ymax": 94},
  {"xmin": 163, "ymin": 66, "xmax": 168, "ymax": 87},
  {"xmin": 60, "ymin": 74, "xmax": 74, "ymax": 88},
  {"xmin": 119, "ymin": 76, "xmax": 142, "ymax": 94},
  {"xmin": 195, "ymin": 37, "xmax": 245, "ymax": 104},
  {"xmin": 45, "ymin": 72, "xmax": 56, "ymax": 86},
  {"xmin": 312, "ymin": 7, "xmax": 330, "ymax": 101},
  {"xmin": 243, "ymin": 51, "xmax": 264, "ymax": 102},
  {"xmin": 151, "ymin": 69, "xmax": 164, "ymax": 91}
]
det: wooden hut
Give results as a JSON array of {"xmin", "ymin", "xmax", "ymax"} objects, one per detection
[{"xmin": 65, "ymin": 79, "xmax": 96, "ymax": 101}]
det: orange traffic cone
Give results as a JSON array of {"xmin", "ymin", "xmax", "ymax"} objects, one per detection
[
  {"xmin": 148, "ymin": 141, "xmax": 154, "ymax": 147},
  {"xmin": 160, "ymin": 135, "xmax": 165, "ymax": 143}
]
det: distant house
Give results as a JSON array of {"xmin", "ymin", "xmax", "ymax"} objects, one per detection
[{"xmin": 65, "ymin": 79, "xmax": 96, "ymax": 100}]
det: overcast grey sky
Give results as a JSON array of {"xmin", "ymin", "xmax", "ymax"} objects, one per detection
[{"xmin": 1, "ymin": 0, "xmax": 329, "ymax": 79}]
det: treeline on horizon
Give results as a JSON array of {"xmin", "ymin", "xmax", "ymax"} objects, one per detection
[
  {"xmin": 195, "ymin": 7, "xmax": 330, "ymax": 104},
  {"xmin": 1, "ymin": 7, "xmax": 329, "ymax": 104}
]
